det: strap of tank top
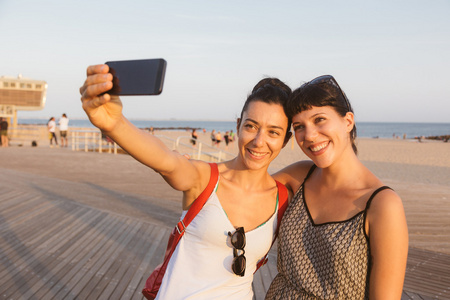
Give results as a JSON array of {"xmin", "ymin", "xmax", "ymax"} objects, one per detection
[
  {"xmin": 303, "ymin": 164, "xmax": 317, "ymax": 184},
  {"xmin": 362, "ymin": 186, "xmax": 393, "ymax": 240},
  {"xmin": 364, "ymin": 186, "xmax": 392, "ymax": 212}
]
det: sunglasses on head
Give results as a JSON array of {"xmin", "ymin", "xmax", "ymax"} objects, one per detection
[
  {"xmin": 307, "ymin": 75, "xmax": 351, "ymax": 112},
  {"xmin": 228, "ymin": 227, "xmax": 246, "ymax": 277}
]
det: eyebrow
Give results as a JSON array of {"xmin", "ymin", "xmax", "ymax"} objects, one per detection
[
  {"xmin": 293, "ymin": 111, "xmax": 327, "ymax": 123},
  {"xmin": 245, "ymin": 118, "xmax": 285, "ymax": 130}
]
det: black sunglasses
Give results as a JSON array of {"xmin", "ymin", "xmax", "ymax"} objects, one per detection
[
  {"xmin": 307, "ymin": 75, "xmax": 352, "ymax": 112},
  {"xmin": 228, "ymin": 227, "xmax": 246, "ymax": 276}
]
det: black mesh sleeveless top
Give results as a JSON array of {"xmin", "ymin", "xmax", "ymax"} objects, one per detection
[{"xmin": 266, "ymin": 165, "xmax": 391, "ymax": 299}]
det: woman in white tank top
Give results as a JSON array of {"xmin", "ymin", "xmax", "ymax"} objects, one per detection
[{"xmin": 80, "ymin": 67, "xmax": 293, "ymax": 299}]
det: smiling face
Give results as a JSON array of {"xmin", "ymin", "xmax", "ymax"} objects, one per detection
[
  {"xmin": 292, "ymin": 105, "xmax": 354, "ymax": 168},
  {"xmin": 236, "ymin": 101, "xmax": 289, "ymax": 171}
]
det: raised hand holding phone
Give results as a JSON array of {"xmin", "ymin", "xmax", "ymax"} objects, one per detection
[{"xmin": 80, "ymin": 64, "xmax": 124, "ymax": 133}]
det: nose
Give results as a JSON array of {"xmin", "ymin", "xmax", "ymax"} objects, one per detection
[
  {"xmin": 253, "ymin": 130, "xmax": 266, "ymax": 147},
  {"xmin": 303, "ymin": 126, "xmax": 318, "ymax": 142}
]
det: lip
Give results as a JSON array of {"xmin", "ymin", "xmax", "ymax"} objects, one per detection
[
  {"xmin": 246, "ymin": 148, "xmax": 268, "ymax": 160},
  {"xmin": 308, "ymin": 141, "xmax": 330, "ymax": 155}
]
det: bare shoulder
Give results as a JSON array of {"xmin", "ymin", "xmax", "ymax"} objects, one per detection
[
  {"xmin": 366, "ymin": 187, "xmax": 407, "ymax": 236},
  {"xmin": 368, "ymin": 188, "xmax": 404, "ymax": 217},
  {"xmin": 272, "ymin": 160, "xmax": 314, "ymax": 195},
  {"xmin": 190, "ymin": 160, "xmax": 217, "ymax": 188},
  {"xmin": 182, "ymin": 160, "xmax": 217, "ymax": 209}
]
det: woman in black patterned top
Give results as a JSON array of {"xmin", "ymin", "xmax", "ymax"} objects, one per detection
[{"xmin": 266, "ymin": 75, "xmax": 408, "ymax": 299}]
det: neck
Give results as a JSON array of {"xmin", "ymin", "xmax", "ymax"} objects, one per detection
[
  {"xmin": 223, "ymin": 158, "xmax": 273, "ymax": 190},
  {"xmin": 318, "ymin": 149, "xmax": 363, "ymax": 189}
]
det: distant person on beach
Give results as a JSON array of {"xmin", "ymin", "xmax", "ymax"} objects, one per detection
[
  {"xmin": 210, "ymin": 129, "xmax": 216, "ymax": 146},
  {"xmin": 266, "ymin": 75, "xmax": 408, "ymax": 299},
  {"xmin": 80, "ymin": 64, "xmax": 292, "ymax": 300},
  {"xmin": 58, "ymin": 113, "xmax": 69, "ymax": 147},
  {"xmin": 0, "ymin": 117, "xmax": 9, "ymax": 147},
  {"xmin": 224, "ymin": 131, "xmax": 230, "ymax": 149},
  {"xmin": 47, "ymin": 117, "xmax": 58, "ymax": 147},
  {"xmin": 230, "ymin": 129, "xmax": 235, "ymax": 142},
  {"xmin": 215, "ymin": 131, "xmax": 222, "ymax": 147},
  {"xmin": 190, "ymin": 128, "xmax": 198, "ymax": 146}
]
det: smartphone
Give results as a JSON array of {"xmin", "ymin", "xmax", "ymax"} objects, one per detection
[{"xmin": 105, "ymin": 58, "xmax": 167, "ymax": 95}]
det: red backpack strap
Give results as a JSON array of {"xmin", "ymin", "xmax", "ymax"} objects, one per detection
[
  {"xmin": 172, "ymin": 163, "xmax": 219, "ymax": 246},
  {"xmin": 275, "ymin": 180, "xmax": 288, "ymax": 234},
  {"xmin": 255, "ymin": 180, "xmax": 289, "ymax": 272}
]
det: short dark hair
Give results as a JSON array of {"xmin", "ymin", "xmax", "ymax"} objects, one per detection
[{"xmin": 288, "ymin": 75, "xmax": 357, "ymax": 154}]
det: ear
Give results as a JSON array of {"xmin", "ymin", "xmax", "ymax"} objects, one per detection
[
  {"xmin": 344, "ymin": 112, "xmax": 355, "ymax": 133},
  {"xmin": 282, "ymin": 131, "xmax": 292, "ymax": 148}
]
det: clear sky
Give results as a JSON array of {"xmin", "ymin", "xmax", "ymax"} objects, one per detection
[{"xmin": 1, "ymin": 0, "xmax": 449, "ymax": 123}]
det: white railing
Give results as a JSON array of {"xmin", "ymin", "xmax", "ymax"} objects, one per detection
[
  {"xmin": 70, "ymin": 130, "xmax": 234, "ymax": 162},
  {"xmin": 155, "ymin": 135, "xmax": 234, "ymax": 162},
  {"xmin": 71, "ymin": 129, "xmax": 118, "ymax": 154}
]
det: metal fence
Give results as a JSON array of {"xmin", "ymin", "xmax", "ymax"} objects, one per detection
[
  {"xmin": 71, "ymin": 129, "xmax": 118, "ymax": 154},
  {"xmin": 70, "ymin": 130, "xmax": 234, "ymax": 162}
]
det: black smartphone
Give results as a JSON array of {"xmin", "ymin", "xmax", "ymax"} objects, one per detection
[{"xmin": 105, "ymin": 58, "xmax": 167, "ymax": 95}]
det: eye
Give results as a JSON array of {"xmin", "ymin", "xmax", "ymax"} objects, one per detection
[
  {"xmin": 293, "ymin": 124, "xmax": 304, "ymax": 131},
  {"xmin": 244, "ymin": 123, "xmax": 257, "ymax": 131},
  {"xmin": 314, "ymin": 117, "xmax": 326, "ymax": 124},
  {"xmin": 269, "ymin": 130, "xmax": 281, "ymax": 136}
]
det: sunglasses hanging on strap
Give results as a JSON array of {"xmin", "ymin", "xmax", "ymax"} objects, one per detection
[{"xmin": 228, "ymin": 180, "xmax": 288, "ymax": 277}]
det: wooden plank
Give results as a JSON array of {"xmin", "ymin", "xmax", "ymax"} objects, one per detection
[
  {"xmin": 0, "ymin": 204, "xmax": 92, "ymax": 296},
  {"xmin": 84, "ymin": 221, "xmax": 143, "ymax": 299},
  {"xmin": 0, "ymin": 203, "xmax": 87, "ymax": 282},
  {"xmin": 40, "ymin": 218, "xmax": 138, "ymax": 299},
  {"xmin": 56, "ymin": 214, "xmax": 125, "ymax": 300},
  {"xmin": 98, "ymin": 223, "xmax": 153, "ymax": 299},
  {"xmin": 5, "ymin": 209, "xmax": 104, "ymax": 299},
  {"xmin": 129, "ymin": 226, "xmax": 170, "ymax": 300},
  {"xmin": 21, "ymin": 211, "xmax": 116, "ymax": 300},
  {"xmin": 403, "ymin": 248, "xmax": 450, "ymax": 299},
  {"xmin": 72, "ymin": 219, "xmax": 140, "ymax": 299},
  {"xmin": 107, "ymin": 224, "xmax": 156, "ymax": 299}
]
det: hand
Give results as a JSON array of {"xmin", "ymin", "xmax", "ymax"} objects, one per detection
[{"xmin": 79, "ymin": 64, "xmax": 123, "ymax": 132}]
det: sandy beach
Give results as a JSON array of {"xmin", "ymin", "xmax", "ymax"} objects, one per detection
[{"xmin": 3, "ymin": 128, "xmax": 450, "ymax": 255}]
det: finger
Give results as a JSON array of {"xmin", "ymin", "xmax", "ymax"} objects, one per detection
[
  {"xmin": 81, "ymin": 82, "xmax": 113, "ymax": 101},
  {"xmin": 86, "ymin": 73, "xmax": 113, "ymax": 87},
  {"xmin": 82, "ymin": 93, "xmax": 110, "ymax": 110},
  {"xmin": 80, "ymin": 73, "xmax": 113, "ymax": 96},
  {"xmin": 86, "ymin": 64, "xmax": 109, "ymax": 76}
]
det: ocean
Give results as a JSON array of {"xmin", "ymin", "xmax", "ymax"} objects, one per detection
[{"xmin": 17, "ymin": 118, "xmax": 450, "ymax": 139}]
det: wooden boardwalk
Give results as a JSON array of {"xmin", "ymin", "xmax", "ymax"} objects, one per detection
[
  {"xmin": 0, "ymin": 174, "xmax": 448, "ymax": 299},
  {"xmin": 1, "ymin": 147, "xmax": 449, "ymax": 299}
]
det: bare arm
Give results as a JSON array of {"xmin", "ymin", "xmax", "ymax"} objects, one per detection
[
  {"xmin": 79, "ymin": 64, "xmax": 203, "ymax": 193},
  {"xmin": 272, "ymin": 160, "xmax": 314, "ymax": 198},
  {"xmin": 367, "ymin": 189, "xmax": 409, "ymax": 299}
]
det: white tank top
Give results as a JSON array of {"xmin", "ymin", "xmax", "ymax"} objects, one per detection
[{"xmin": 156, "ymin": 179, "xmax": 278, "ymax": 300}]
